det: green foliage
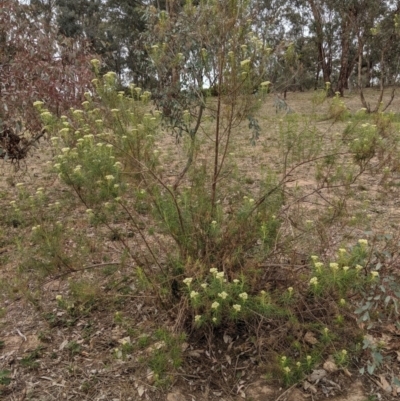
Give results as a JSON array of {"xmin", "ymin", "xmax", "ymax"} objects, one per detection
[
  {"xmin": 68, "ymin": 279, "xmax": 102, "ymax": 310},
  {"xmin": 328, "ymin": 92, "xmax": 350, "ymax": 121},
  {"xmin": 66, "ymin": 340, "xmax": 81, "ymax": 356},
  {"xmin": 11, "ymin": 194, "xmax": 86, "ymax": 278},
  {"xmin": 276, "ymin": 113, "xmax": 321, "ymax": 170},
  {"xmin": 360, "ymin": 336, "xmax": 385, "ymax": 375},
  {"xmin": 182, "ymin": 268, "xmax": 291, "ymax": 328},
  {"xmin": 0, "ymin": 369, "xmax": 11, "ymax": 386},
  {"xmin": 20, "ymin": 347, "xmax": 42, "ymax": 370},
  {"xmin": 146, "ymin": 329, "xmax": 186, "ymax": 386},
  {"xmin": 309, "ymin": 241, "xmax": 369, "ymax": 298},
  {"xmin": 144, "ymin": 0, "xmax": 269, "ymax": 174}
]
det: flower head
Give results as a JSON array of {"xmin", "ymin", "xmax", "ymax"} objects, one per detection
[
  {"xmin": 218, "ymin": 291, "xmax": 228, "ymax": 300},
  {"xmin": 233, "ymin": 304, "xmax": 241, "ymax": 312},
  {"xmin": 330, "ymin": 262, "xmax": 339, "ymax": 271},
  {"xmin": 183, "ymin": 277, "xmax": 193, "ymax": 286},
  {"xmin": 90, "ymin": 59, "xmax": 100, "ymax": 68},
  {"xmin": 239, "ymin": 292, "xmax": 248, "ymax": 301},
  {"xmin": 314, "ymin": 262, "xmax": 323, "ymax": 272},
  {"xmin": 211, "ymin": 301, "xmax": 220, "ymax": 309},
  {"xmin": 216, "ymin": 271, "xmax": 225, "ymax": 280}
]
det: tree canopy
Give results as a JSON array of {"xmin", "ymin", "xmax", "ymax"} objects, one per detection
[{"xmin": 2, "ymin": 0, "xmax": 400, "ymax": 131}]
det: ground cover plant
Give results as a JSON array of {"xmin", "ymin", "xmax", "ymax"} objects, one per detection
[{"xmin": 2, "ymin": 1, "xmax": 400, "ymax": 400}]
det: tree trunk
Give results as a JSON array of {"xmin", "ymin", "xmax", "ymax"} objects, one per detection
[
  {"xmin": 308, "ymin": 0, "xmax": 332, "ymax": 92},
  {"xmin": 336, "ymin": 11, "xmax": 352, "ymax": 96}
]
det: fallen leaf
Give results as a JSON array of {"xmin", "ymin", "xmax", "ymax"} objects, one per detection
[
  {"xmin": 364, "ymin": 334, "xmax": 377, "ymax": 347},
  {"xmin": 166, "ymin": 391, "xmax": 186, "ymax": 401},
  {"xmin": 304, "ymin": 331, "xmax": 318, "ymax": 345},
  {"xmin": 223, "ymin": 333, "xmax": 233, "ymax": 344},
  {"xmin": 378, "ymin": 375, "xmax": 392, "ymax": 393},
  {"xmin": 303, "ymin": 380, "xmax": 318, "ymax": 394},
  {"xmin": 117, "ymin": 336, "xmax": 131, "ymax": 345},
  {"xmin": 146, "ymin": 340, "xmax": 165, "ymax": 354},
  {"xmin": 146, "ymin": 369, "xmax": 155, "ymax": 384},
  {"xmin": 385, "ymin": 323, "xmax": 400, "ymax": 335},
  {"xmin": 188, "ymin": 350, "xmax": 202, "ymax": 358},
  {"xmin": 323, "ymin": 356, "xmax": 338, "ymax": 373},
  {"xmin": 59, "ymin": 339, "xmax": 68, "ymax": 351},
  {"xmin": 137, "ymin": 385, "xmax": 145, "ymax": 397},
  {"xmin": 309, "ymin": 369, "xmax": 327, "ymax": 382},
  {"xmin": 380, "ymin": 333, "xmax": 392, "ymax": 347}
]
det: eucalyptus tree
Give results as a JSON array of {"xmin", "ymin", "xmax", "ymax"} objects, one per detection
[
  {"xmin": 355, "ymin": 1, "xmax": 400, "ymax": 112},
  {"xmin": 104, "ymin": 0, "xmax": 154, "ymax": 86},
  {"xmin": 296, "ymin": 0, "xmax": 399, "ymax": 108}
]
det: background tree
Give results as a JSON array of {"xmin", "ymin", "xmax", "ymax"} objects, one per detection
[
  {"xmin": 54, "ymin": 0, "xmax": 150, "ymax": 84},
  {"xmin": 0, "ymin": 0, "xmax": 94, "ymax": 133},
  {"xmin": 355, "ymin": 1, "xmax": 399, "ymax": 112}
]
